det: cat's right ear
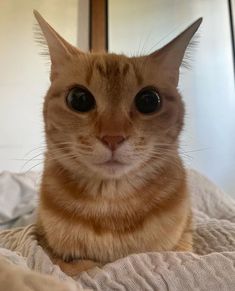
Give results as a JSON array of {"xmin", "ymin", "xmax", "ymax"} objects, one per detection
[{"xmin": 34, "ymin": 10, "xmax": 82, "ymax": 81}]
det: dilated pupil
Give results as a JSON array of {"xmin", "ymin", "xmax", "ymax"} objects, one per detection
[
  {"xmin": 67, "ymin": 87, "xmax": 95, "ymax": 112},
  {"xmin": 135, "ymin": 89, "xmax": 161, "ymax": 114}
]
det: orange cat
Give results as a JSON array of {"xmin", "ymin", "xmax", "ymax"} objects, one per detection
[{"xmin": 34, "ymin": 11, "xmax": 202, "ymax": 276}]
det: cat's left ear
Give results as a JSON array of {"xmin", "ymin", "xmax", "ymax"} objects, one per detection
[
  {"xmin": 149, "ymin": 18, "xmax": 202, "ymax": 86},
  {"xmin": 34, "ymin": 10, "xmax": 83, "ymax": 81}
]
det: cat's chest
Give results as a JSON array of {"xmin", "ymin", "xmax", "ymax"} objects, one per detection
[{"xmin": 43, "ymin": 208, "xmax": 180, "ymax": 263}]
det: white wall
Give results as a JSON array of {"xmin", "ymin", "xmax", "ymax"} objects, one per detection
[
  {"xmin": 0, "ymin": 0, "xmax": 78, "ymax": 172},
  {"xmin": 109, "ymin": 0, "xmax": 235, "ymax": 196}
]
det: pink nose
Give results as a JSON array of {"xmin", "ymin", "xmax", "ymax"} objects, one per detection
[{"xmin": 101, "ymin": 135, "xmax": 125, "ymax": 151}]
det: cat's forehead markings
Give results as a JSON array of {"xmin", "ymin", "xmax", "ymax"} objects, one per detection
[
  {"xmin": 95, "ymin": 57, "xmax": 122, "ymax": 78},
  {"xmin": 85, "ymin": 57, "xmax": 96, "ymax": 85},
  {"xmin": 95, "ymin": 62, "xmax": 107, "ymax": 77},
  {"xmin": 87, "ymin": 54, "xmax": 143, "ymax": 86},
  {"xmin": 131, "ymin": 62, "xmax": 143, "ymax": 85},
  {"xmin": 123, "ymin": 63, "xmax": 130, "ymax": 76}
]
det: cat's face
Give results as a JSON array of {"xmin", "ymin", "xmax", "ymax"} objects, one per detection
[
  {"xmin": 34, "ymin": 11, "xmax": 201, "ymax": 179},
  {"xmin": 44, "ymin": 53, "xmax": 184, "ymax": 179}
]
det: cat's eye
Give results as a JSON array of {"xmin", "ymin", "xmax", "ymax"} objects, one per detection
[
  {"xmin": 135, "ymin": 88, "xmax": 161, "ymax": 114},
  {"xmin": 66, "ymin": 87, "xmax": 95, "ymax": 113}
]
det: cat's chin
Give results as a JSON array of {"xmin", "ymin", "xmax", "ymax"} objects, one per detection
[{"xmin": 92, "ymin": 160, "xmax": 130, "ymax": 179}]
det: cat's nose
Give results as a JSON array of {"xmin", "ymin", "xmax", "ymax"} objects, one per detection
[{"xmin": 101, "ymin": 135, "xmax": 125, "ymax": 151}]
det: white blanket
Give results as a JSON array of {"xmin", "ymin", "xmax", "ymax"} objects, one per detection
[{"xmin": 0, "ymin": 169, "xmax": 235, "ymax": 290}]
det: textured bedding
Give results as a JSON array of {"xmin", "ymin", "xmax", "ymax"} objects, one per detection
[{"xmin": 0, "ymin": 169, "xmax": 235, "ymax": 290}]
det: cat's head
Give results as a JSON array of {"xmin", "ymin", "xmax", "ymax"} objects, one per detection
[{"xmin": 34, "ymin": 11, "xmax": 201, "ymax": 180}]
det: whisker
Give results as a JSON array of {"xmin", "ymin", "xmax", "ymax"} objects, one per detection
[
  {"xmin": 23, "ymin": 145, "xmax": 46, "ymax": 158},
  {"xmin": 25, "ymin": 161, "xmax": 44, "ymax": 174},
  {"xmin": 21, "ymin": 152, "xmax": 46, "ymax": 169},
  {"xmin": 23, "ymin": 153, "xmax": 79, "ymax": 173},
  {"xmin": 139, "ymin": 29, "xmax": 153, "ymax": 56}
]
